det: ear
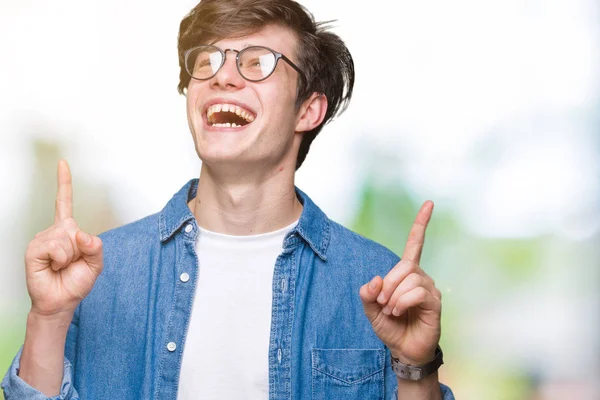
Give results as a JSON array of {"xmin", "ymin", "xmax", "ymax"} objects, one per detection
[{"xmin": 295, "ymin": 93, "xmax": 328, "ymax": 133}]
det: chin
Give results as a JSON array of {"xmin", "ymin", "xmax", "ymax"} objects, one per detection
[{"xmin": 197, "ymin": 147, "xmax": 251, "ymax": 168}]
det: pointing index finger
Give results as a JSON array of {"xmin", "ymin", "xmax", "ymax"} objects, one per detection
[
  {"xmin": 401, "ymin": 201, "xmax": 434, "ymax": 264},
  {"xmin": 54, "ymin": 160, "xmax": 73, "ymax": 224}
]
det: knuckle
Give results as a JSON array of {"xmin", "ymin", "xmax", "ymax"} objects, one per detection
[
  {"xmin": 25, "ymin": 243, "xmax": 36, "ymax": 261},
  {"xmin": 407, "ymin": 262, "xmax": 419, "ymax": 273},
  {"xmin": 53, "ymin": 228, "xmax": 66, "ymax": 239},
  {"xmin": 423, "ymin": 275, "xmax": 435, "ymax": 290},
  {"xmin": 48, "ymin": 241, "xmax": 62, "ymax": 254},
  {"xmin": 26, "ymin": 241, "xmax": 40, "ymax": 256},
  {"xmin": 26, "ymin": 240, "xmax": 36, "ymax": 252},
  {"xmin": 408, "ymin": 273, "xmax": 422, "ymax": 287},
  {"xmin": 56, "ymin": 250, "xmax": 68, "ymax": 263}
]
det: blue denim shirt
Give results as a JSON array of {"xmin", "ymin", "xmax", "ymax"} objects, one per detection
[{"xmin": 3, "ymin": 179, "xmax": 454, "ymax": 400}]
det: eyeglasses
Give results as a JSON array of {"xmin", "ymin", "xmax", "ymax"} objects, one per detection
[{"xmin": 184, "ymin": 45, "xmax": 307, "ymax": 83}]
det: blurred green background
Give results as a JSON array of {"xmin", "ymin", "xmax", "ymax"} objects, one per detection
[{"xmin": 1, "ymin": 0, "xmax": 599, "ymax": 399}]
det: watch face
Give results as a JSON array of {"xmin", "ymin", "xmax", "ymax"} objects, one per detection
[
  {"xmin": 391, "ymin": 361, "xmax": 423, "ymax": 381},
  {"xmin": 391, "ymin": 346, "xmax": 443, "ymax": 381}
]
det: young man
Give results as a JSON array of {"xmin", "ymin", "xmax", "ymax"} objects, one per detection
[{"xmin": 3, "ymin": 1, "xmax": 454, "ymax": 399}]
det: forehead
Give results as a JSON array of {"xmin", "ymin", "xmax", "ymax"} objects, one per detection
[{"xmin": 213, "ymin": 24, "xmax": 299, "ymax": 58}]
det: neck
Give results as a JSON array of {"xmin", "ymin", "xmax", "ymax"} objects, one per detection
[{"xmin": 188, "ymin": 163, "xmax": 302, "ymax": 235}]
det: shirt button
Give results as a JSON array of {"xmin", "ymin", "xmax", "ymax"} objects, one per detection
[
  {"xmin": 184, "ymin": 224, "xmax": 193, "ymax": 233},
  {"xmin": 180, "ymin": 272, "xmax": 190, "ymax": 283},
  {"xmin": 167, "ymin": 342, "xmax": 177, "ymax": 352},
  {"xmin": 277, "ymin": 348, "xmax": 282, "ymax": 363},
  {"xmin": 280, "ymin": 279, "xmax": 286, "ymax": 293}
]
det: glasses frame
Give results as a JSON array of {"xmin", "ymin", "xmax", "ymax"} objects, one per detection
[{"xmin": 184, "ymin": 45, "xmax": 307, "ymax": 83}]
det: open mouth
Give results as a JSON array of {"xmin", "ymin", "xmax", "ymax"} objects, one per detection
[{"xmin": 206, "ymin": 103, "xmax": 255, "ymax": 128}]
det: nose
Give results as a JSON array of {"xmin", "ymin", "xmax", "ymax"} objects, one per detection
[{"xmin": 210, "ymin": 49, "xmax": 245, "ymax": 90}]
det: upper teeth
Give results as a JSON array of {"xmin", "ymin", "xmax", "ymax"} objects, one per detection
[{"xmin": 206, "ymin": 103, "xmax": 255, "ymax": 125}]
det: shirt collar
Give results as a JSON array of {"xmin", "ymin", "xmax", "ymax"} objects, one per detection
[
  {"xmin": 158, "ymin": 179, "xmax": 330, "ymax": 260},
  {"xmin": 158, "ymin": 179, "xmax": 197, "ymax": 242},
  {"xmin": 293, "ymin": 187, "xmax": 330, "ymax": 261}
]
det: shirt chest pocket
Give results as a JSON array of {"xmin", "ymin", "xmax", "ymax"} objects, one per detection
[{"xmin": 311, "ymin": 348, "xmax": 386, "ymax": 400}]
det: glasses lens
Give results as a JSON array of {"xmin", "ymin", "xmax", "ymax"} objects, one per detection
[
  {"xmin": 186, "ymin": 46, "xmax": 223, "ymax": 79},
  {"xmin": 238, "ymin": 47, "xmax": 276, "ymax": 81}
]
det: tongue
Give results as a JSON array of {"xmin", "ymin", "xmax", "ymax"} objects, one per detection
[{"xmin": 213, "ymin": 111, "xmax": 249, "ymax": 126}]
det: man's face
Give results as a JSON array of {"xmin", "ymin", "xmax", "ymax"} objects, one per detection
[{"xmin": 186, "ymin": 24, "xmax": 304, "ymax": 171}]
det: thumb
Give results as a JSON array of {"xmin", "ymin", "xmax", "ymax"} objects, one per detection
[
  {"xmin": 359, "ymin": 275, "xmax": 384, "ymax": 322},
  {"xmin": 76, "ymin": 231, "xmax": 104, "ymax": 275}
]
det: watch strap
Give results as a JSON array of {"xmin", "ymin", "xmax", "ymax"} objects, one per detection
[{"xmin": 391, "ymin": 346, "xmax": 444, "ymax": 381}]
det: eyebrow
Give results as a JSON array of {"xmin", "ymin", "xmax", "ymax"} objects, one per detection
[{"xmin": 205, "ymin": 42, "xmax": 255, "ymax": 50}]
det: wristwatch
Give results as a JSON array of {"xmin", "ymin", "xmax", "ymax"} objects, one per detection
[{"xmin": 391, "ymin": 346, "xmax": 444, "ymax": 381}]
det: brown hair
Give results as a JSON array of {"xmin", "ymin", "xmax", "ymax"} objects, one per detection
[{"xmin": 177, "ymin": 0, "xmax": 355, "ymax": 169}]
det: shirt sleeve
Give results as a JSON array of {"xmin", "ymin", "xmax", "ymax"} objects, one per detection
[
  {"xmin": 1, "ymin": 347, "xmax": 80, "ymax": 400},
  {"xmin": 2, "ymin": 312, "xmax": 80, "ymax": 400},
  {"xmin": 439, "ymin": 383, "xmax": 455, "ymax": 399}
]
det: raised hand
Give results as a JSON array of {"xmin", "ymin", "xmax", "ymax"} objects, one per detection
[
  {"xmin": 359, "ymin": 201, "xmax": 442, "ymax": 365},
  {"xmin": 25, "ymin": 160, "xmax": 104, "ymax": 317}
]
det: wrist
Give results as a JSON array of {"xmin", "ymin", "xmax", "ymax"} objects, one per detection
[
  {"xmin": 20, "ymin": 310, "xmax": 72, "ymax": 396},
  {"xmin": 390, "ymin": 349, "xmax": 437, "ymax": 366},
  {"xmin": 28, "ymin": 307, "xmax": 74, "ymax": 322},
  {"xmin": 395, "ymin": 371, "xmax": 442, "ymax": 400},
  {"xmin": 391, "ymin": 346, "xmax": 444, "ymax": 382},
  {"xmin": 30, "ymin": 301, "xmax": 77, "ymax": 318},
  {"xmin": 26, "ymin": 310, "xmax": 73, "ymax": 337}
]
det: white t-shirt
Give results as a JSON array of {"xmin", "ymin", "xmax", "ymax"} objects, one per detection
[{"xmin": 178, "ymin": 221, "xmax": 298, "ymax": 399}]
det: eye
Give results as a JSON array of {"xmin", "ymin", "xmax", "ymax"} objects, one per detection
[{"xmin": 241, "ymin": 58, "xmax": 261, "ymax": 68}]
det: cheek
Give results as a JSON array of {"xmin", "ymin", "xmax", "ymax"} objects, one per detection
[
  {"xmin": 186, "ymin": 90, "xmax": 198, "ymax": 111},
  {"xmin": 186, "ymin": 82, "xmax": 204, "ymax": 112},
  {"xmin": 262, "ymin": 73, "xmax": 297, "ymax": 107},
  {"xmin": 268, "ymin": 87, "xmax": 297, "ymax": 121}
]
